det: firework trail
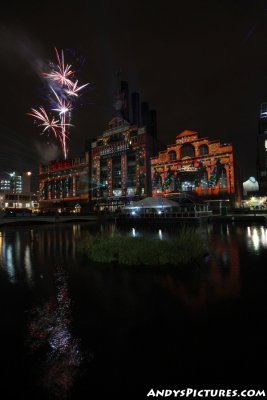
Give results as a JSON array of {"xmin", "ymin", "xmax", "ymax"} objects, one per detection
[{"xmin": 29, "ymin": 47, "xmax": 89, "ymax": 159}]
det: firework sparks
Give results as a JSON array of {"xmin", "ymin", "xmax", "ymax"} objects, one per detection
[
  {"xmin": 29, "ymin": 47, "xmax": 89, "ymax": 159},
  {"xmin": 44, "ymin": 47, "xmax": 75, "ymax": 88},
  {"xmin": 65, "ymin": 80, "xmax": 89, "ymax": 97},
  {"xmin": 28, "ymin": 107, "xmax": 60, "ymax": 135}
]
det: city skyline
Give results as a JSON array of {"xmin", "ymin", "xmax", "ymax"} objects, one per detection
[{"xmin": 1, "ymin": 0, "xmax": 267, "ymax": 180}]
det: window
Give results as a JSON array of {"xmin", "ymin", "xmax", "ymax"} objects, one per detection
[
  {"xmin": 181, "ymin": 143, "xmax": 195, "ymax": 159},
  {"xmin": 199, "ymin": 144, "xmax": 208, "ymax": 156},
  {"xmin": 219, "ymin": 168, "xmax": 227, "ymax": 189},
  {"xmin": 200, "ymin": 171, "xmax": 208, "ymax": 188},
  {"xmin": 168, "ymin": 151, "xmax": 177, "ymax": 161}
]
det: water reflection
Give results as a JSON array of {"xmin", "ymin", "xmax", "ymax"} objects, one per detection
[
  {"xmin": 246, "ymin": 225, "xmax": 267, "ymax": 252},
  {"xmin": 24, "ymin": 245, "xmax": 32, "ymax": 283},
  {"xmin": 6, "ymin": 244, "xmax": 16, "ymax": 283},
  {"xmin": 0, "ymin": 225, "xmax": 87, "ymax": 284},
  {"xmin": 0, "ymin": 221, "xmax": 266, "ymax": 394},
  {"xmin": 115, "ymin": 223, "xmax": 267, "ymax": 310},
  {"xmin": 27, "ymin": 269, "xmax": 82, "ymax": 399}
]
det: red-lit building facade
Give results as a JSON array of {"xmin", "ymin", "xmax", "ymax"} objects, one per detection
[
  {"xmin": 90, "ymin": 116, "xmax": 156, "ymax": 210},
  {"xmin": 38, "ymin": 153, "xmax": 90, "ymax": 212},
  {"xmin": 151, "ymin": 130, "xmax": 235, "ymax": 201}
]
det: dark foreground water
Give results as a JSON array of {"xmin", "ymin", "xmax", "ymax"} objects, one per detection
[{"xmin": 0, "ymin": 222, "xmax": 266, "ymax": 399}]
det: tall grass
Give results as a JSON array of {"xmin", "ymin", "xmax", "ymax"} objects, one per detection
[{"xmin": 78, "ymin": 227, "xmax": 207, "ymax": 267}]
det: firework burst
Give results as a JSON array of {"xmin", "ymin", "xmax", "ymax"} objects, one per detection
[{"xmin": 29, "ymin": 47, "xmax": 89, "ymax": 159}]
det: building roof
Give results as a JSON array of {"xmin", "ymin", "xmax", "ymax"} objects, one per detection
[
  {"xmin": 123, "ymin": 196, "xmax": 179, "ymax": 209},
  {"xmin": 176, "ymin": 130, "xmax": 198, "ymax": 138}
]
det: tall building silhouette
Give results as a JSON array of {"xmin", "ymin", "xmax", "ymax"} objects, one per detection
[{"xmin": 257, "ymin": 103, "xmax": 267, "ymax": 194}]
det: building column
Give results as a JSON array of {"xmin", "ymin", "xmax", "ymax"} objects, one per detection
[
  {"xmin": 107, "ymin": 158, "xmax": 113, "ymax": 197},
  {"xmin": 121, "ymin": 153, "xmax": 127, "ymax": 196}
]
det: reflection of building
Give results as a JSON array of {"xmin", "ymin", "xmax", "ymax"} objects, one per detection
[
  {"xmin": 90, "ymin": 116, "xmax": 155, "ymax": 210},
  {"xmin": 257, "ymin": 103, "xmax": 267, "ymax": 194},
  {"xmin": 151, "ymin": 130, "xmax": 235, "ymax": 201},
  {"xmin": 38, "ymin": 153, "xmax": 90, "ymax": 213}
]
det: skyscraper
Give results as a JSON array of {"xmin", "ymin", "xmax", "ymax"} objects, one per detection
[{"xmin": 257, "ymin": 103, "xmax": 267, "ymax": 194}]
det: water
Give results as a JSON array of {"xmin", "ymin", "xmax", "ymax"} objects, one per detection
[{"xmin": 0, "ymin": 222, "xmax": 266, "ymax": 398}]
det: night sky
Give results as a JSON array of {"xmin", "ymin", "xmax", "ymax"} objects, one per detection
[{"xmin": 1, "ymin": 0, "xmax": 267, "ymax": 186}]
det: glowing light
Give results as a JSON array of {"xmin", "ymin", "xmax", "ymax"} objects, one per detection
[{"xmin": 158, "ymin": 229, "xmax": 163, "ymax": 240}]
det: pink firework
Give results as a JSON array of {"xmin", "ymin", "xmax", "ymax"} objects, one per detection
[
  {"xmin": 65, "ymin": 80, "xmax": 89, "ymax": 97},
  {"xmin": 28, "ymin": 107, "xmax": 60, "ymax": 136},
  {"xmin": 44, "ymin": 47, "xmax": 75, "ymax": 88},
  {"xmin": 29, "ymin": 47, "xmax": 89, "ymax": 159}
]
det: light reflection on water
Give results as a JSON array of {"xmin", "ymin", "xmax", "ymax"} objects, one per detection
[
  {"xmin": 246, "ymin": 225, "xmax": 267, "ymax": 252},
  {"xmin": 27, "ymin": 269, "xmax": 82, "ymax": 399},
  {"xmin": 0, "ymin": 222, "xmax": 267, "ymax": 291},
  {"xmin": 0, "ymin": 222, "xmax": 267, "ymax": 396}
]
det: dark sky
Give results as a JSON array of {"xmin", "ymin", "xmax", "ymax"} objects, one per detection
[{"xmin": 1, "ymin": 0, "xmax": 267, "ymax": 184}]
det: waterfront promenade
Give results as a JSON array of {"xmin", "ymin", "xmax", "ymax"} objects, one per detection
[
  {"xmin": 117, "ymin": 212, "xmax": 267, "ymax": 225},
  {"xmin": 1, "ymin": 212, "xmax": 267, "ymax": 227}
]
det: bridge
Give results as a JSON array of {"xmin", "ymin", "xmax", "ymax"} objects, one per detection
[{"xmin": 0, "ymin": 215, "xmax": 98, "ymax": 226}]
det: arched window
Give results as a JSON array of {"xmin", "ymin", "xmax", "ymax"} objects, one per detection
[
  {"xmin": 168, "ymin": 150, "xmax": 177, "ymax": 161},
  {"xmin": 199, "ymin": 144, "xmax": 209, "ymax": 156},
  {"xmin": 219, "ymin": 168, "xmax": 227, "ymax": 189},
  {"xmin": 180, "ymin": 143, "xmax": 195, "ymax": 159},
  {"xmin": 200, "ymin": 171, "xmax": 208, "ymax": 189}
]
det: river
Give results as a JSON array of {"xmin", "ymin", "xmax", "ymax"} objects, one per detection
[{"xmin": 0, "ymin": 222, "xmax": 266, "ymax": 399}]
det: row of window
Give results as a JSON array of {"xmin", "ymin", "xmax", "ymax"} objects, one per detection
[{"xmin": 168, "ymin": 144, "xmax": 209, "ymax": 161}]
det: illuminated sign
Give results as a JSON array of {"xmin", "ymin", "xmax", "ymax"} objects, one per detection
[
  {"xmin": 178, "ymin": 167, "xmax": 198, "ymax": 172},
  {"xmin": 100, "ymin": 143, "xmax": 130, "ymax": 157}
]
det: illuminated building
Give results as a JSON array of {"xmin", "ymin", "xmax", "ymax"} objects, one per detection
[
  {"xmin": 151, "ymin": 130, "xmax": 235, "ymax": 201},
  {"xmin": 89, "ymin": 80, "xmax": 158, "ymax": 210},
  {"xmin": 0, "ymin": 171, "xmax": 32, "ymax": 194},
  {"xmin": 89, "ymin": 117, "xmax": 155, "ymax": 210},
  {"xmin": 0, "ymin": 172, "xmax": 22, "ymax": 193},
  {"xmin": 38, "ymin": 153, "xmax": 90, "ymax": 213},
  {"xmin": 257, "ymin": 103, "xmax": 267, "ymax": 194},
  {"xmin": 0, "ymin": 171, "xmax": 37, "ymax": 212},
  {"xmin": 0, "ymin": 192, "xmax": 38, "ymax": 212}
]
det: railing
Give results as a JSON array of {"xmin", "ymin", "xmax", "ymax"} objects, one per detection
[{"xmin": 119, "ymin": 210, "xmax": 212, "ymax": 219}]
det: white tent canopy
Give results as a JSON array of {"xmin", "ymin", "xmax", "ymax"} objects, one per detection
[{"xmin": 122, "ymin": 196, "xmax": 179, "ymax": 210}]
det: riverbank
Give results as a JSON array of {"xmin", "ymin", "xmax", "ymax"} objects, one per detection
[
  {"xmin": 1, "ymin": 212, "xmax": 266, "ymax": 227},
  {"xmin": 209, "ymin": 214, "xmax": 267, "ymax": 223}
]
